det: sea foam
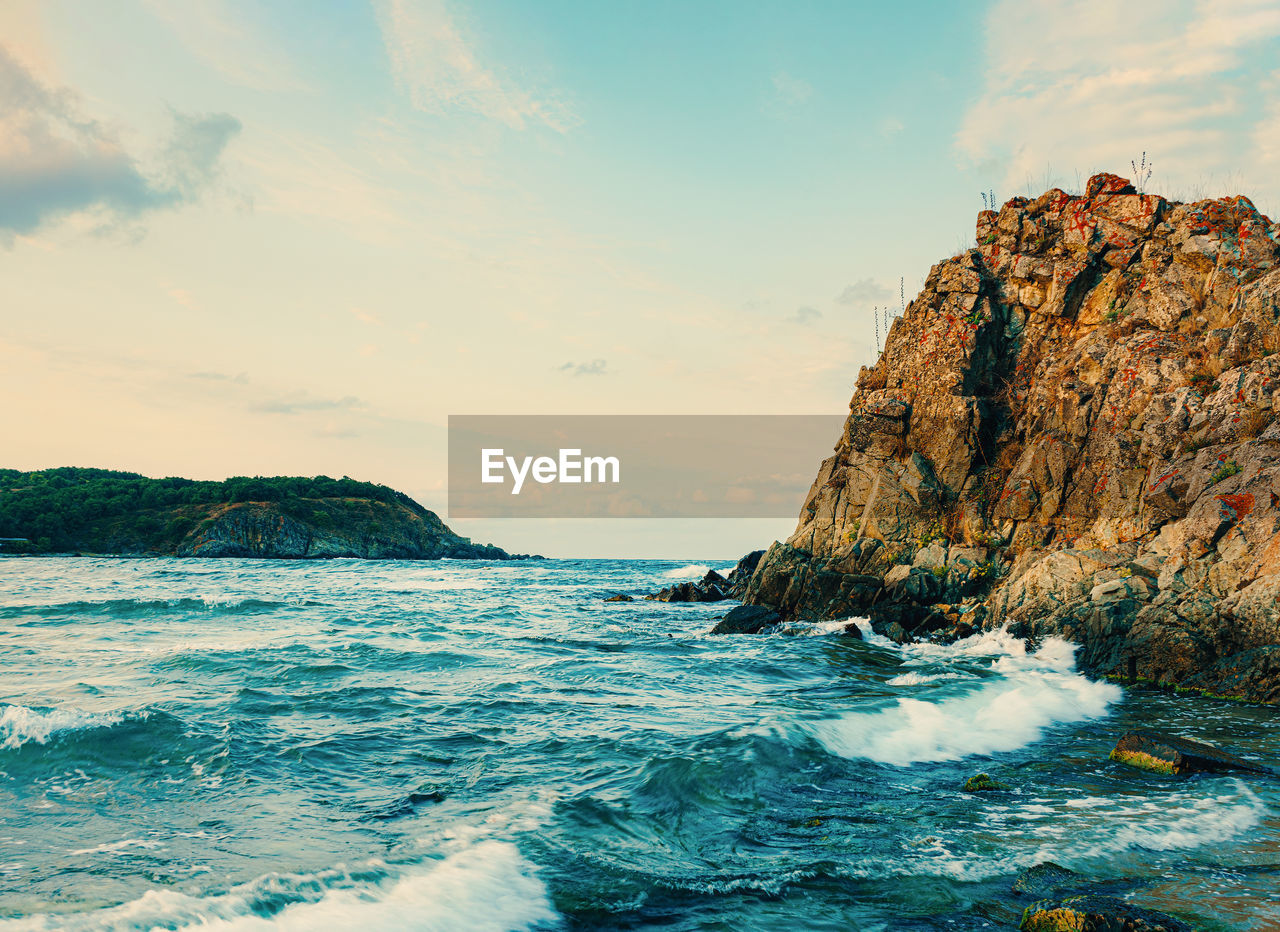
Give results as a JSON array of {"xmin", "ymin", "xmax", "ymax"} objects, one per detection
[
  {"xmin": 810, "ymin": 630, "xmax": 1121, "ymax": 765},
  {"xmin": 661, "ymin": 563, "xmax": 710, "ymax": 579},
  {"xmin": 0, "ymin": 704, "xmax": 126, "ymax": 751},
  {"xmin": 0, "ymin": 840, "xmax": 560, "ymax": 932}
]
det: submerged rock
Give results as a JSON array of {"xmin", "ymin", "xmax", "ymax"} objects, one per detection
[
  {"xmin": 961, "ymin": 772, "xmax": 1007, "ymax": 792},
  {"xmin": 603, "ymin": 593, "xmax": 634, "ymax": 602},
  {"xmin": 1019, "ymin": 894, "xmax": 1191, "ymax": 932},
  {"xmin": 710, "ymin": 605, "xmax": 780, "ymax": 634},
  {"xmin": 1109, "ymin": 729, "xmax": 1275, "ymax": 775},
  {"xmin": 1012, "ymin": 862, "xmax": 1083, "ymax": 899}
]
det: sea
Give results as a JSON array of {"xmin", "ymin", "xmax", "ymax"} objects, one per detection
[{"xmin": 0, "ymin": 557, "xmax": 1276, "ymax": 930}]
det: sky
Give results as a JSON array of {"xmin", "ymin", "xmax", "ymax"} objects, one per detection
[{"xmin": 2, "ymin": 0, "xmax": 1279, "ymax": 558}]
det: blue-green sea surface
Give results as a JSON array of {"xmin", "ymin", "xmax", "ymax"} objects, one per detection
[{"xmin": 0, "ymin": 558, "xmax": 1277, "ymax": 930}]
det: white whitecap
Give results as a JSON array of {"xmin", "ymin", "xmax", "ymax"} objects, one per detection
[
  {"xmin": 0, "ymin": 840, "xmax": 560, "ymax": 932},
  {"xmin": 884, "ymin": 671, "xmax": 959, "ymax": 686},
  {"xmin": 799, "ymin": 619, "xmax": 853, "ymax": 636},
  {"xmin": 0, "ymin": 704, "xmax": 125, "ymax": 751},
  {"xmin": 810, "ymin": 634, "xmax": 1121, "ymax": 765},
  {"xmin": 1033, "ymin": 785, "xmax": 1265, "ymax": 861},
  {"xmin": 847, "ymin": 618, "xmax": 897, "ymax": 649},
  {"xmin": 660, "ymin": 563, "xmax": 710, "ymax": 579},
  {"xmin": 69, "ymin": 838, "xmax": 164, "ymax": 857}
]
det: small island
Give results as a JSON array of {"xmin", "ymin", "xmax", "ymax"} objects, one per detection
[{"xmin": 0, "ymin": 467, "xmax": 531, "ymax": 560}]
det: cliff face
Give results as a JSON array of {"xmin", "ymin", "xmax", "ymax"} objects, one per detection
[
  {"xmin": 744, "ymin": 172, "xmax": 1280, "ymax": 702},
  {"xmin": 172, "ymin": 499, "xmax": 519, "ymax": 560}
]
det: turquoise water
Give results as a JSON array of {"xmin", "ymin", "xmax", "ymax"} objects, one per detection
[{"xmin": 0, "ymin": 557, "xmax": 1277, "ymax": 930}]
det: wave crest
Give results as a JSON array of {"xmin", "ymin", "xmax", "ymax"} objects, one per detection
[
  {"xmin": 660, "ymin": 563, "xmax": 710, "ymax": 580},
  {"xmin": 811, "ymin": 633, "xmax": 1121, "ymax": 765},
  {"xmin": 2, "ymin": 840, "xmax": 560, "ymax": 932},
  {"xmin": 0, "ymin": 704, "xmax": 127, "ymax": 751}
]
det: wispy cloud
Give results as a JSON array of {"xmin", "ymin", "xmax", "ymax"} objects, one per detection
[
  {"xmin": 788, "ymin": 305, "xmax": 822, "ymax": 325},
  {"xmin": 957, "ymin": 0, "xmax": 1280, "ymax": 212},
  {"xmin": 0, "ymin": 44, "xmax": 240, "ymax": 241},
  {"xmin": 878, "ymin": 116, "xmax": 904, "ymax": 138},
  {"xmin": 143, "ymin": 1, "xmax": 307, "ymax": 91},
  {"xmin": 251, "ymin": 394, "xmax": 364, "ymax": 415},
  {"xmin": 558, "ymin": 359, "xmax": 607, "ymax": 376},
  {"xmin": 835, "ymin": 279, "xmax": 891, "ymax": 306},
  {"xmin": 771, "ymin": 71, "xmax": 812, "ymax": 107},
  {"xmin": 188, "ymin": 370, "xmax": 248, "ymax": 384},
  {"xmin": 373, "ymin": 0, "xmax": 577, "ymax": 131}
]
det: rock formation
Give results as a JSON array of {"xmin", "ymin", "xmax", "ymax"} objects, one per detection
[
  {"xmin": 742, "ymin": 173, "xmax": 1280, "ymax": 703},
  {"xmin": 1108, "ymin": 729, "xmax": 1275, "ymax": 776},
  {"xmin": 174, "ymin": 499, "xmax": 523, "ymax": 560},
  {"xmin": 645, "ymin": 551, "xmax": 765, "ymax": 603}
]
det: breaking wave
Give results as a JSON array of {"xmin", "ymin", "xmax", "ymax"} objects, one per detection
[
  {"xmin": 1, "ymin": 840, "xmax": 560, "ymax": 932},
  {"xmin": 810, "ymin": 630, "xmax": 1122, "ymax": 765},
  {"xmin": 660, "ymin": 563, "xmax": 710, "ymax": 579},
  {"xmin": 0, "ymin": 704, "xmax": 128, "ymax": 750}
]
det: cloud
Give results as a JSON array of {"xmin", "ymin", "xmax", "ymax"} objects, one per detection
[
  {"xmin": 373, "ymin": 0, "xmax": 576, "ymax": 131},
  {"xmin": 251, "ymin": 395, "xmax": 364, "ymax": 415},
  {"xmin": 771, "ymin": 71, "xmax": 812, "ymax": 107},
  {"xmin": 879, "ymin": 116, "xmax": 904, "ymax": 138},
  {"xmin": 835, "ymin": 278, "xmax": 892, "ymax": 306},
  {"xmin": 0, "ymin": 44, "xmax": 240, "ymax": 240},
  {"xmin": 788, "ymin": 306, "xmax": 822, "ymax": 325},
  {"xmin": 168, "ymin": 287, "xmax": 198, "ymax": 310},
  {"xmin": 956, "ymin": 0, "xmax": 1280, "ymax": 212},
  {"xmin": 189, "ymin": 370, "xmax": 248, "ymax": 384},
  {"xmin": 558, "ymin": 359, "xmax": 607, "ymax": 376},
  {"xmin": 161, "ymin": 110, "xmax": 242, "ymax": 198},
  {"xmin": 143, "ymin": 1, "xmax": 307, "ymax": 91}
]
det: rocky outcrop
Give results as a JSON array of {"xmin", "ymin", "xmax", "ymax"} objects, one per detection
[
  {"xmin": 173, "ymin": 499, "xmax": 524, "ymax": 560},
  {"xmin": 710, "ymin": 604, "xmax": 781, "ymax": 634},
  {"xmin": 1019, "ymin": 895, "xmax": 1191, "ymax": 932},
  {"xmin": 646, "ymin": 571, "xmax": 730, "ymax": 603},
  {"xmin": 743, "ymin": 173, "xmax": 1280, "ymax": 702},
  {"xmin": 1109, "ymin": 729, "xmax": 1275, "ymax": 775},
  {"xmin": 644, "ymin": 551, "xmax": 766, "ymax": 603}
]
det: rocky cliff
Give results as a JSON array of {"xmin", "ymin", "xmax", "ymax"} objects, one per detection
[
  {"xmin": 173, "ymin": 498, "xmax": 521, "ymax": 560},
  {"xmin": 743, "ymin": 173, "xmax": 1280, "ymax": 703}
]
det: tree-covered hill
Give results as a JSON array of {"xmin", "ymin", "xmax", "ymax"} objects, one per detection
[{"xmin": 0, "ymin": 468, "xmax": 526, "ymax": 560}]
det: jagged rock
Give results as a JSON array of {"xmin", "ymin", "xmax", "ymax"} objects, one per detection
[
  {"xmin": 741, "ymin": 173, "xmax": 1280, "ymax": 703},
  {"xmin": 710, "ymin": 605, "xmax": 780, "ymax": 635},
  {"xmin": 723, "ymin": 549, "xmax": 765, "ymax": 598},
  {"xmin": 646, "ymin": 580, "xmax": 726, "ymax": 603},
  {"xmin": 1012, "ymin": 863, "xmax": 1082, "ymax": 899},
  {"xmin": 603, "ymin": 594, "xmax": 634, "ymax": 602},
  {"xmin": 1109, "ymin": 729, "xmax": 1275, "ymax": 775},
  {"xmin": 1020, "ymin": 895, "xmax": 1191, "ymax": 932},
  {"xmin": 646, "ymin": 553, "xmax": 766, "ymax": 604}
]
